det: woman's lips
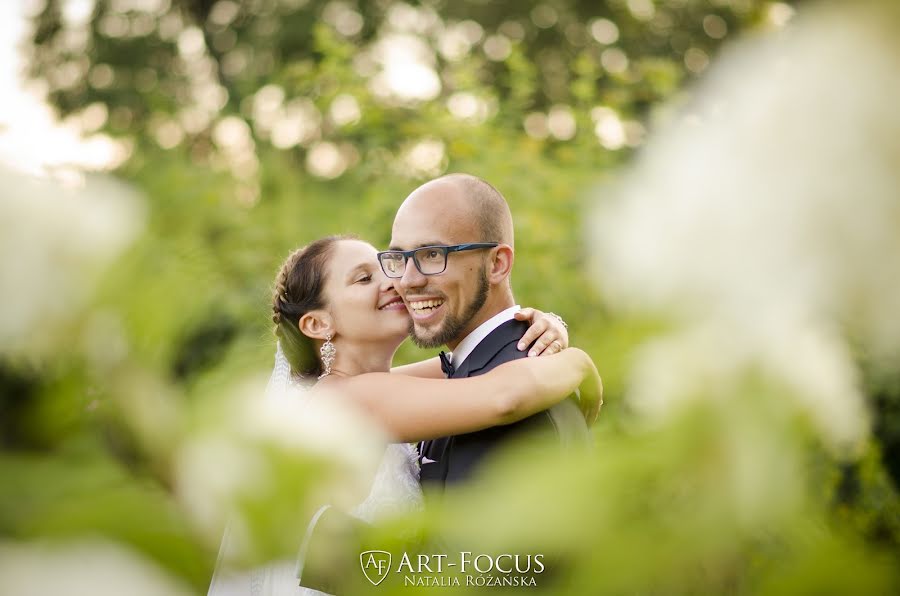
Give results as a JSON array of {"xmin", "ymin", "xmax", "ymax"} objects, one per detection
[{"xmin": 377, "ymin": 297, "xmax": 407, "ymax": 311}]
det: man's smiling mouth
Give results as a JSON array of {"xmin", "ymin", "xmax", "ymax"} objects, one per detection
[{"xmin": 408, "ymin": 299, "xmax": 445, "ymax": 314}]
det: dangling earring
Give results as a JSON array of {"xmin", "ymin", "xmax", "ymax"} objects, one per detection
[{"xmin": 318, "ymin": 333, "xmax": 336, "ymax": 380}]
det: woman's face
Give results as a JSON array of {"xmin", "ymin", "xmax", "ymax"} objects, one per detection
[{"xmin": 322, "ymin": 239, "xmax": 410, "ymax": 345}]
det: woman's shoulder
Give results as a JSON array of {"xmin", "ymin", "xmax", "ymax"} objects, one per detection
[{"xmin": 315, "ymin": 371, "xmax": 394, "ymax": 389}]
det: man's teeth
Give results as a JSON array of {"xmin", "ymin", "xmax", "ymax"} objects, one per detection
[{"xmin": 410, "ymin": 299, "xmax": 444, "ymax": 311}]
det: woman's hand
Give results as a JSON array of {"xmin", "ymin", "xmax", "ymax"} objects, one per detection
[
  {"xmin": 576, "ymin": 356, "xmax": 603, "ymax": 426},
  {"xmin": 514, "ymin": 308, "xmax": 569, "ymax": 357}
]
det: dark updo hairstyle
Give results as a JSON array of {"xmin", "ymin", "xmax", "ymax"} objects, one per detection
[{"xmin": 271, "ymin": 235, "xmax": 354, "ymax": 379}]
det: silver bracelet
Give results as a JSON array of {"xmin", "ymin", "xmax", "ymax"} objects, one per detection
[{"xmin": 546, "ymin": 312, "xmax": 568, "ymax": 329}]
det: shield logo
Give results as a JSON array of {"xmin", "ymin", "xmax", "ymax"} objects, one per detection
[{"xmin": 359, "ymin": 550, "xmax": 392, "ymax": 586}]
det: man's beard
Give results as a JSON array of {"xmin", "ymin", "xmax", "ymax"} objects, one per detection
[{"xmin": 408, "ymin": 264, "xmax": 490, "ymax": 349}]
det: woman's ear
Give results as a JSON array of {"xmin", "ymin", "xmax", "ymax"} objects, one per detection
[
  {"xmin": 298, "ymin": 311, "xmax": 334, "ymax": 340},
  {"xmin": 487, "ymin": 244, "xmax": 514, "ymax": 284}
]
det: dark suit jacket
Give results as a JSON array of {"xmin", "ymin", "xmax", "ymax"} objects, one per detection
[{"xmin": 418, "ymin": 318, "xmax": 590, "ymax": 489}]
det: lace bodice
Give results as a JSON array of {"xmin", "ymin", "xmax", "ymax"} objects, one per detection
[
  {"xmin": 350, "ymin": 442, "xmax": 423, "ymax": 522},
  {"xmin": 266, "ymin": 343, "xmax": 424, "ymax": 521}
]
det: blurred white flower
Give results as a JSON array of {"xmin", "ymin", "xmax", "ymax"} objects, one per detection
[
  {"xmin": 589, "ymin": 18, "xmax": 619, "ymax": 45},
  {"xmin": 329, "ymin": 94, "xmax": 362, "ymax": 127},
  {"xmin": 271, "ymin": 98, "xmax": 321, "ymax": 149},
  {"xmin": 0, "ymin": 166, "xmax": 143, "ymax": 357},
  {"xmin": 437, "ymin": 20, "xmax": 482, "ymax": 61},
  {"xmin": 523, "ymin": 112, "xmax": 549, "ymax": 139},
  {"xmin": 369, "ymin": 33, "xmax": 441, "ymax": 102},
  {"xmin": 305, "ymin": 141, "xmax": 346, "ymax": 178},
  {"xmin": 593, "ymin": 2, "xmax": 900, "ymax": 451},
  {"xmin": 323, "ymin": 1, "xmax": 364, "ymax": 37},
  {"xmin": 547, "ymin": 105, "xmax": 576, "ymax": 141},
  {"xmin": 212, "ymin": 116, "xmax": 259, "ymax": 183},
  {"xmin": 446, "ymin": 92, "xmax": 490, "ymax": 123},
  {"xmin": 483, "ymin": 34, "xmax": 512, "ymax": 62},
  {"xmin": 627, "ymin": 321, "xmax": 867, "ymax": 449},
  {"xmin": 0, "ymin": 539, "xmax": 192, "ymax": 596},
  {"xmin": 175, "ymin": 377, "xmax": 387, "ymax": 550},
  {"xmin": 592, "ymin": 106, "xmax": 626, "ymax": 149},
  {"xmin": 400, "ymin": 138, "xmax": 446, "ymax": 178}
]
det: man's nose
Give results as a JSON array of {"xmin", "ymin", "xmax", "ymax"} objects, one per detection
[{"xmin": 398, "ymin": 257, "xmax": 426, "ymax": 291}]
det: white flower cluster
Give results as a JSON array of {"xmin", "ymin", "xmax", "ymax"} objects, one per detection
[
  {"xmin": 0, "ymin": 166, "xmax": 143, "ymax": 358},
  {"xmin": 593, "ymin": 2, "xmax": 900, "ymax": 451},
  {"xmin": 175, "ymin": 377, "xmax": 387, "ymax": 560},
  {"xmin": 0, "ymin": 539, "xmax": 193, "ymax": 596}
]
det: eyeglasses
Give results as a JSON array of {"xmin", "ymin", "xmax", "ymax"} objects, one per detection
[{"xmin": 376, "ymin": 243, "xmax": 499, "ymax": 278}]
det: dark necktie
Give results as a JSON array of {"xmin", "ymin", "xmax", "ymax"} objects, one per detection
[{"xmin": 439, "ymin": 351, "xmax": 455, "ymax": 377}]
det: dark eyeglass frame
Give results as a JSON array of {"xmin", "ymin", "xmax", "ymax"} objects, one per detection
[{"xmin": 376, "ymin": 243, "xmax": 499, "ymax": 278}]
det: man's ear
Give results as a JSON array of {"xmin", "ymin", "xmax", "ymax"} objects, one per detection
[
  {"xmin": 487, "ymin": 244, "xmax": 514, "ymax": 284},
  {"xmin": 299, "ymin": 311, "xmax": 334, "ymax": 340}
]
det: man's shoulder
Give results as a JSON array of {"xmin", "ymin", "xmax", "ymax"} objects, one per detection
[
  {"xmin": 461, "ymin": 319, "xmax": 529, "ymax": 375},
  {"xmin": 474, "ymin": 319, "xmax": 589, "ymax": 443},
  {"xmin": 481, "ymin": 316, "xmax": 528, "ymax": 338},
  {"xmin": 487, "ymin": 322, "xmax": 530, "ymax": 365},
  {"xmin": 486, "ymin": 318, "xmax": 529, "ymax": 353}
]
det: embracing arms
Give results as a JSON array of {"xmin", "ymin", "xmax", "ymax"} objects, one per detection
[
  {"xmin": 326, "ymin": 348, "xmax": 602, "ymax": 443},
  {"xmin": 389, "ymin": 308, "xmax": 570, "ymax": 378}
]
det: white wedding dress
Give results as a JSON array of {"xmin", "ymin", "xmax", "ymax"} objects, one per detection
[{"xmin": 207, "ymin": 344, "xmax": 424, "ymax": 596}]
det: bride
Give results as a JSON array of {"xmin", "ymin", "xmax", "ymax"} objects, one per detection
[{"xmin": 209, "ymin": 235, "xmax": 602, "ymax": 595}]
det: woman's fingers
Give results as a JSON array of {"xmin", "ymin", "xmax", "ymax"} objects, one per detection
[
  {"xmin": 514, "ymin": 307, "xmax": 537, "ymax": 321},
  {"xmin": 516, "ymin": 309, "xmax": 546, "ymax": 351},
  {"xmin": 515, "ymin": 308, "xmax": 569, "ymax": 355},
  {"xmin": 541, "ymin": 311, "xmax": 569, "ymax": 350},
  {"xmin": 528, "ymin": 334, "xmax": 558, "ymax": 357}
]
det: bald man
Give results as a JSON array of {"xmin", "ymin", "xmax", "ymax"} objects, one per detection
[{"xmin": 384, "ymin": 173, "xmax": 591, "ymax": 490}]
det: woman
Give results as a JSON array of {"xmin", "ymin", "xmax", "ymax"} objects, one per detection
[{"xmin": 209, "ymin": 235, "xmax": 601, "ymax": 595}]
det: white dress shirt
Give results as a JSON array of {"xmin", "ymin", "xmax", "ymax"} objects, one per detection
[{"xmin": 449, "ymin": 305, "xmax": 521, "ymax": 369}]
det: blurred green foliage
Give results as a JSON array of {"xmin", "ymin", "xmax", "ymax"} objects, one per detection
[{"xmin": 2, "ymin": 0, "xmax": 898, "ymax": 594}]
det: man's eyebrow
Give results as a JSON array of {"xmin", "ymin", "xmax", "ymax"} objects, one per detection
[{"xmin": 387, "ymin": 241, "xmax": 448, "ymax": 251}]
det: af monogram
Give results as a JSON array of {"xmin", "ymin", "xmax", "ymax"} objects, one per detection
[{"xmin": 359, "ymin": 550, "xmax": 392, "ymax": 586}]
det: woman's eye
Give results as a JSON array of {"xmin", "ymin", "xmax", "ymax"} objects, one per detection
[{"xmin": 356, "ymin": 275, "xmax": 372, "ymax": 284}]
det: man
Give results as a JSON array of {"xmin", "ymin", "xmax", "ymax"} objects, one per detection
[{"xmin": 382, "ymin": 173, "xmax": 590, "ymax": 489}]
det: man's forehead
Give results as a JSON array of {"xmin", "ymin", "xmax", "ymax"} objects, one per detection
[
  {"xmin": 391, "ymin": 210, "xmax": 481, "ymax": 248},
  {"xmin": 392, "ymin": 183, "xmax": 475, "ymax": 243},
  {"xmin": 389, "ymin": 219, "xmax": 450, "ymax": 249}
]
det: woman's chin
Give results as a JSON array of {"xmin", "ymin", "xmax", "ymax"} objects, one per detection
[{"xmin": 382, "ymin": 323, "xmax": 411, "ymax": 348}]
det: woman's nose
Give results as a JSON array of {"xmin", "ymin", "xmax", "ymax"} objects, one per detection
[{"xmin": 378, "ymin": 273, "xmax": 396, "ymax": 292}]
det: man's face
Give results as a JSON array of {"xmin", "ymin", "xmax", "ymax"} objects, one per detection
[{"xmin": 389, "ymin": 184, "xmax": 491, "ymax": 348}]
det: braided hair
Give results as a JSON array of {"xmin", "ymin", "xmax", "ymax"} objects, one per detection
[{"xmin": 271, "ymin": 235, "xmax": 353, "ymax": 379}]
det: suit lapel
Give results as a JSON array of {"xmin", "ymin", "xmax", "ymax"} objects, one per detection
[
  {"xmin": 421, "ymin": 320, "xmax": 525, "ymax": 468},
  {"xmin": 452, "ymin": 319, "xmax": 527, "ymax": 378}
]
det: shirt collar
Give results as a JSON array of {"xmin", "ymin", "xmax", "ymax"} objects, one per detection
[{"xmin": 449, "ymin": 305, "xmax": 521, "ymax": 369}]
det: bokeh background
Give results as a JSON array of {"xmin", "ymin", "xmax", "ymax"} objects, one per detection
[{"xmin": 2, "ymin": 0, "xmax": 900, "ymax": 593}]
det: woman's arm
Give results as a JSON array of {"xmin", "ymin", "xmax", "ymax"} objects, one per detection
[
  {"xmin": 389, "ymin": 308, "xmax": 570, "ymax": 378},
  {"xmin": 389, "ymin": 356, "xmax": 444, "ymax": 379},
  {"xmin": 324, "ymin": 348, "xmax": 600, "ymax": 443}
]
